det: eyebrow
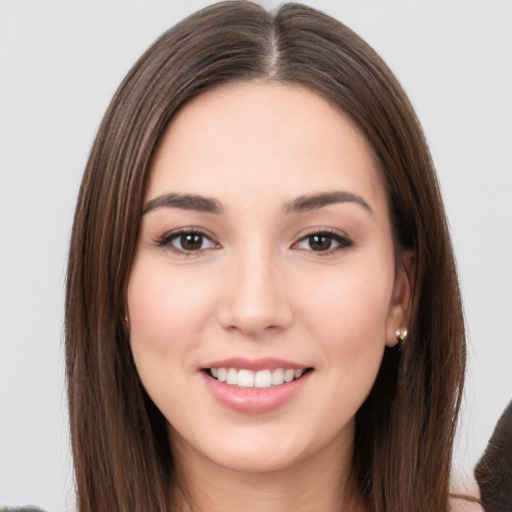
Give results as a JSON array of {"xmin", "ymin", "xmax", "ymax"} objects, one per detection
[
  {"xmin": 143, "ymin": 193, "xmax": 224, "ymax": 215},
  {"xmin": 284, "ymin": 191, "xmax": 373, "ymax": 215},
  {"xmin": 143, "ymin": 190, "xmax": 373, "ymax": 216}
]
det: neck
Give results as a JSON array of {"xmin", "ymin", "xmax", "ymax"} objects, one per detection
[{"xmin": 170, "ymin": 429, "xmax": 365, "ymax": 512}]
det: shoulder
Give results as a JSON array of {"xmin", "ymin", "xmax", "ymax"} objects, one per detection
[
  {"xmin": 450, "ymin": 495, "xmax": 484, "ymax": 512},
  {"xmin": 450, "ymin": 480, "xmax": 484, "ymax": 512},
  {"xmin": 450, "ymin": 498, "xmax": 484, "ymax": 512}
]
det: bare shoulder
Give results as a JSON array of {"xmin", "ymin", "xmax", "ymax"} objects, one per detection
[
  {"xmin": 449, "ymin": 478, "xmax": 484, "ymax": 512},
  {"xmin": 450, "ymin": 495, "xmax": 484, "ymax": 512}
]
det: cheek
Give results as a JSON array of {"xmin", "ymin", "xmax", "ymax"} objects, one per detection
[
  {"xmin": 126, "ymin": 258, "xmax": 222, "ymax": 424},
  {"xmin": 298, "ymin": 260, "xmax": 393, "ymax": 341},
  {"xmin": 125, "ymin": 258, "xmax": 220, "ymax": 404},
  {"xmin": 127, "ymin": 260, "xmax": 215, "ymax": 351},
  {"xmin": 293, "ymin": 253, "xmax": 394, "ymax": 385}
]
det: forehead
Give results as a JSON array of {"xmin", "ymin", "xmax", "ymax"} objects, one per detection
[{"xmin": 147, "ymin": 81, "xmax": 385, "ymax": 213}]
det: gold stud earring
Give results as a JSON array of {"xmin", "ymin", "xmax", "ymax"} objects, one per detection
[{"xmin": 395, "ymin": 328, "xmax": 408, "ymax": 342}]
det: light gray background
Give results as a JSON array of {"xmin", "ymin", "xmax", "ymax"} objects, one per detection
[{"xmin": 1, "ymin": 1, "xmax": 511, "ymax": 510}]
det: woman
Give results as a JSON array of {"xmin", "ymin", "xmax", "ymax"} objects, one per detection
[{"xmin": 65, "ymin": 2, "xmax": 479, "ymax": 511}]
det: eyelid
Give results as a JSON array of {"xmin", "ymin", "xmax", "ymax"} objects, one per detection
[
  {"xmin": 153, "ymin": 226, "xmax": 353, "ymax": 256},
  {"xmin": 291, "ymin": 227, "xmax": 354, "ymax": 253},
  {"xmin": 154, "ymin": 227, "xmax": 220, "ymax": 255}
]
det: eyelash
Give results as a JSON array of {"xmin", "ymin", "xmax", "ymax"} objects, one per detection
[
  {"xmin": 154, "ymin": 228, "xmax": 353, "ymax": 256},
  {"xmin": 293, "ymin": 229, "xmax": 354, "ymax": 253},
  {"xmin": 155, "ymin": 227, "xmax": 218, "ymax": 256}
]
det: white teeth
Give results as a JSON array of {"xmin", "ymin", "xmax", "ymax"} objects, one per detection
[
  {"xmin": 226, "ymin": 368, "xmax": 238, "ymax": 385},
  {"xmin": 284, "ymin": 369, "xmax": 295, "ymax": 383},
  {"xmin": 254, "ymin": 369, "xmax": 272, "ymax": 388},
  {"xmin": 237, "ymin": 369, "xmax": 255, "ymax": 387},
  {"xmin": 271, "ymin": 368, "xmax": 284, "ymax": 386},
  {"xmin": 208, "ymin": 367, "xmax": 307, "ymax": 388}
]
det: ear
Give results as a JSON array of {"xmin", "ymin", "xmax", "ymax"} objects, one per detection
[{"xmin": 385, "ymin": 250, "xmax": 415, "ymax": 347}]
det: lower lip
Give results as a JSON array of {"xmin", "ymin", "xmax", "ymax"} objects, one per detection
[{"xmin": 201, "ymin": 371, "xmax": 312, "ymax": 414}]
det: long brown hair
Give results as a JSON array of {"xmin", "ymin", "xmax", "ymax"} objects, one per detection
[{"xmin": 65, "ymin": 2, "xmax": 465, "ymax": 511}]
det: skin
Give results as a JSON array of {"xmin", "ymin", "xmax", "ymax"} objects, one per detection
[{"xmin": 127, "ymin": 82, "xmax": 413, "ymax": 512}]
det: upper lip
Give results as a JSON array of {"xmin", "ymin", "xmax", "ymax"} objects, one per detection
[{"xmin": 201, "ymin": 357, "xmax": 310, "ymax": 372}]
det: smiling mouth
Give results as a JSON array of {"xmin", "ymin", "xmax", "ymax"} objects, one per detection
[{"xmin": 204, "ymin": 367, "xmax": 313, "ymax": 389}]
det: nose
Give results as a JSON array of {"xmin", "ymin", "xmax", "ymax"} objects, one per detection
[{"xmin": 216, "ymin": 244, "xmax": 293, "ymax": 336}]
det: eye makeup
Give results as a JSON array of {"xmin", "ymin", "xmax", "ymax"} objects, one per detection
[{"xmin": 153, "ymin": 225, "xmax": 354, "ymax": 257}]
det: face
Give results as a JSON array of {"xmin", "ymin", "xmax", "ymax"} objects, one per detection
[{"xmin": 127, "ymin": 82, "xmax": 411, "ymax": 475}]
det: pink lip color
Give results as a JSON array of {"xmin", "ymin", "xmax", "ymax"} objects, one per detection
[
  {"xmin": 201, "ymin": 369, "xmax": 312, "ymax": 414},
  {"xmin": 203, "ymin": 357, "xmax": 309, "ymax": 372}
]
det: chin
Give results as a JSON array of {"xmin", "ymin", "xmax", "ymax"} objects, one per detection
[
  {"xmin": 170, "ymin": 416, "xmax": 353, "ymax": 476},
  {"xmin": 204, "ymin": 440, "xmax": 312, "ymax": 474}
]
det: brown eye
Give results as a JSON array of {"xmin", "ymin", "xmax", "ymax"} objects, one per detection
[
  {"xmin": 294, "ymin": 231, "xmax": 353, "ymax": 253},
  {"xmin": 308, "ymin": 234, "xmax": 333, "ymax": 251},
  {"xmin": 157, "ymin": 230, "xmax": 218, "ymax": 254},
  {"xmin": 179, "ymin": 233, "xmax": 204, "ymax": 251}
]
